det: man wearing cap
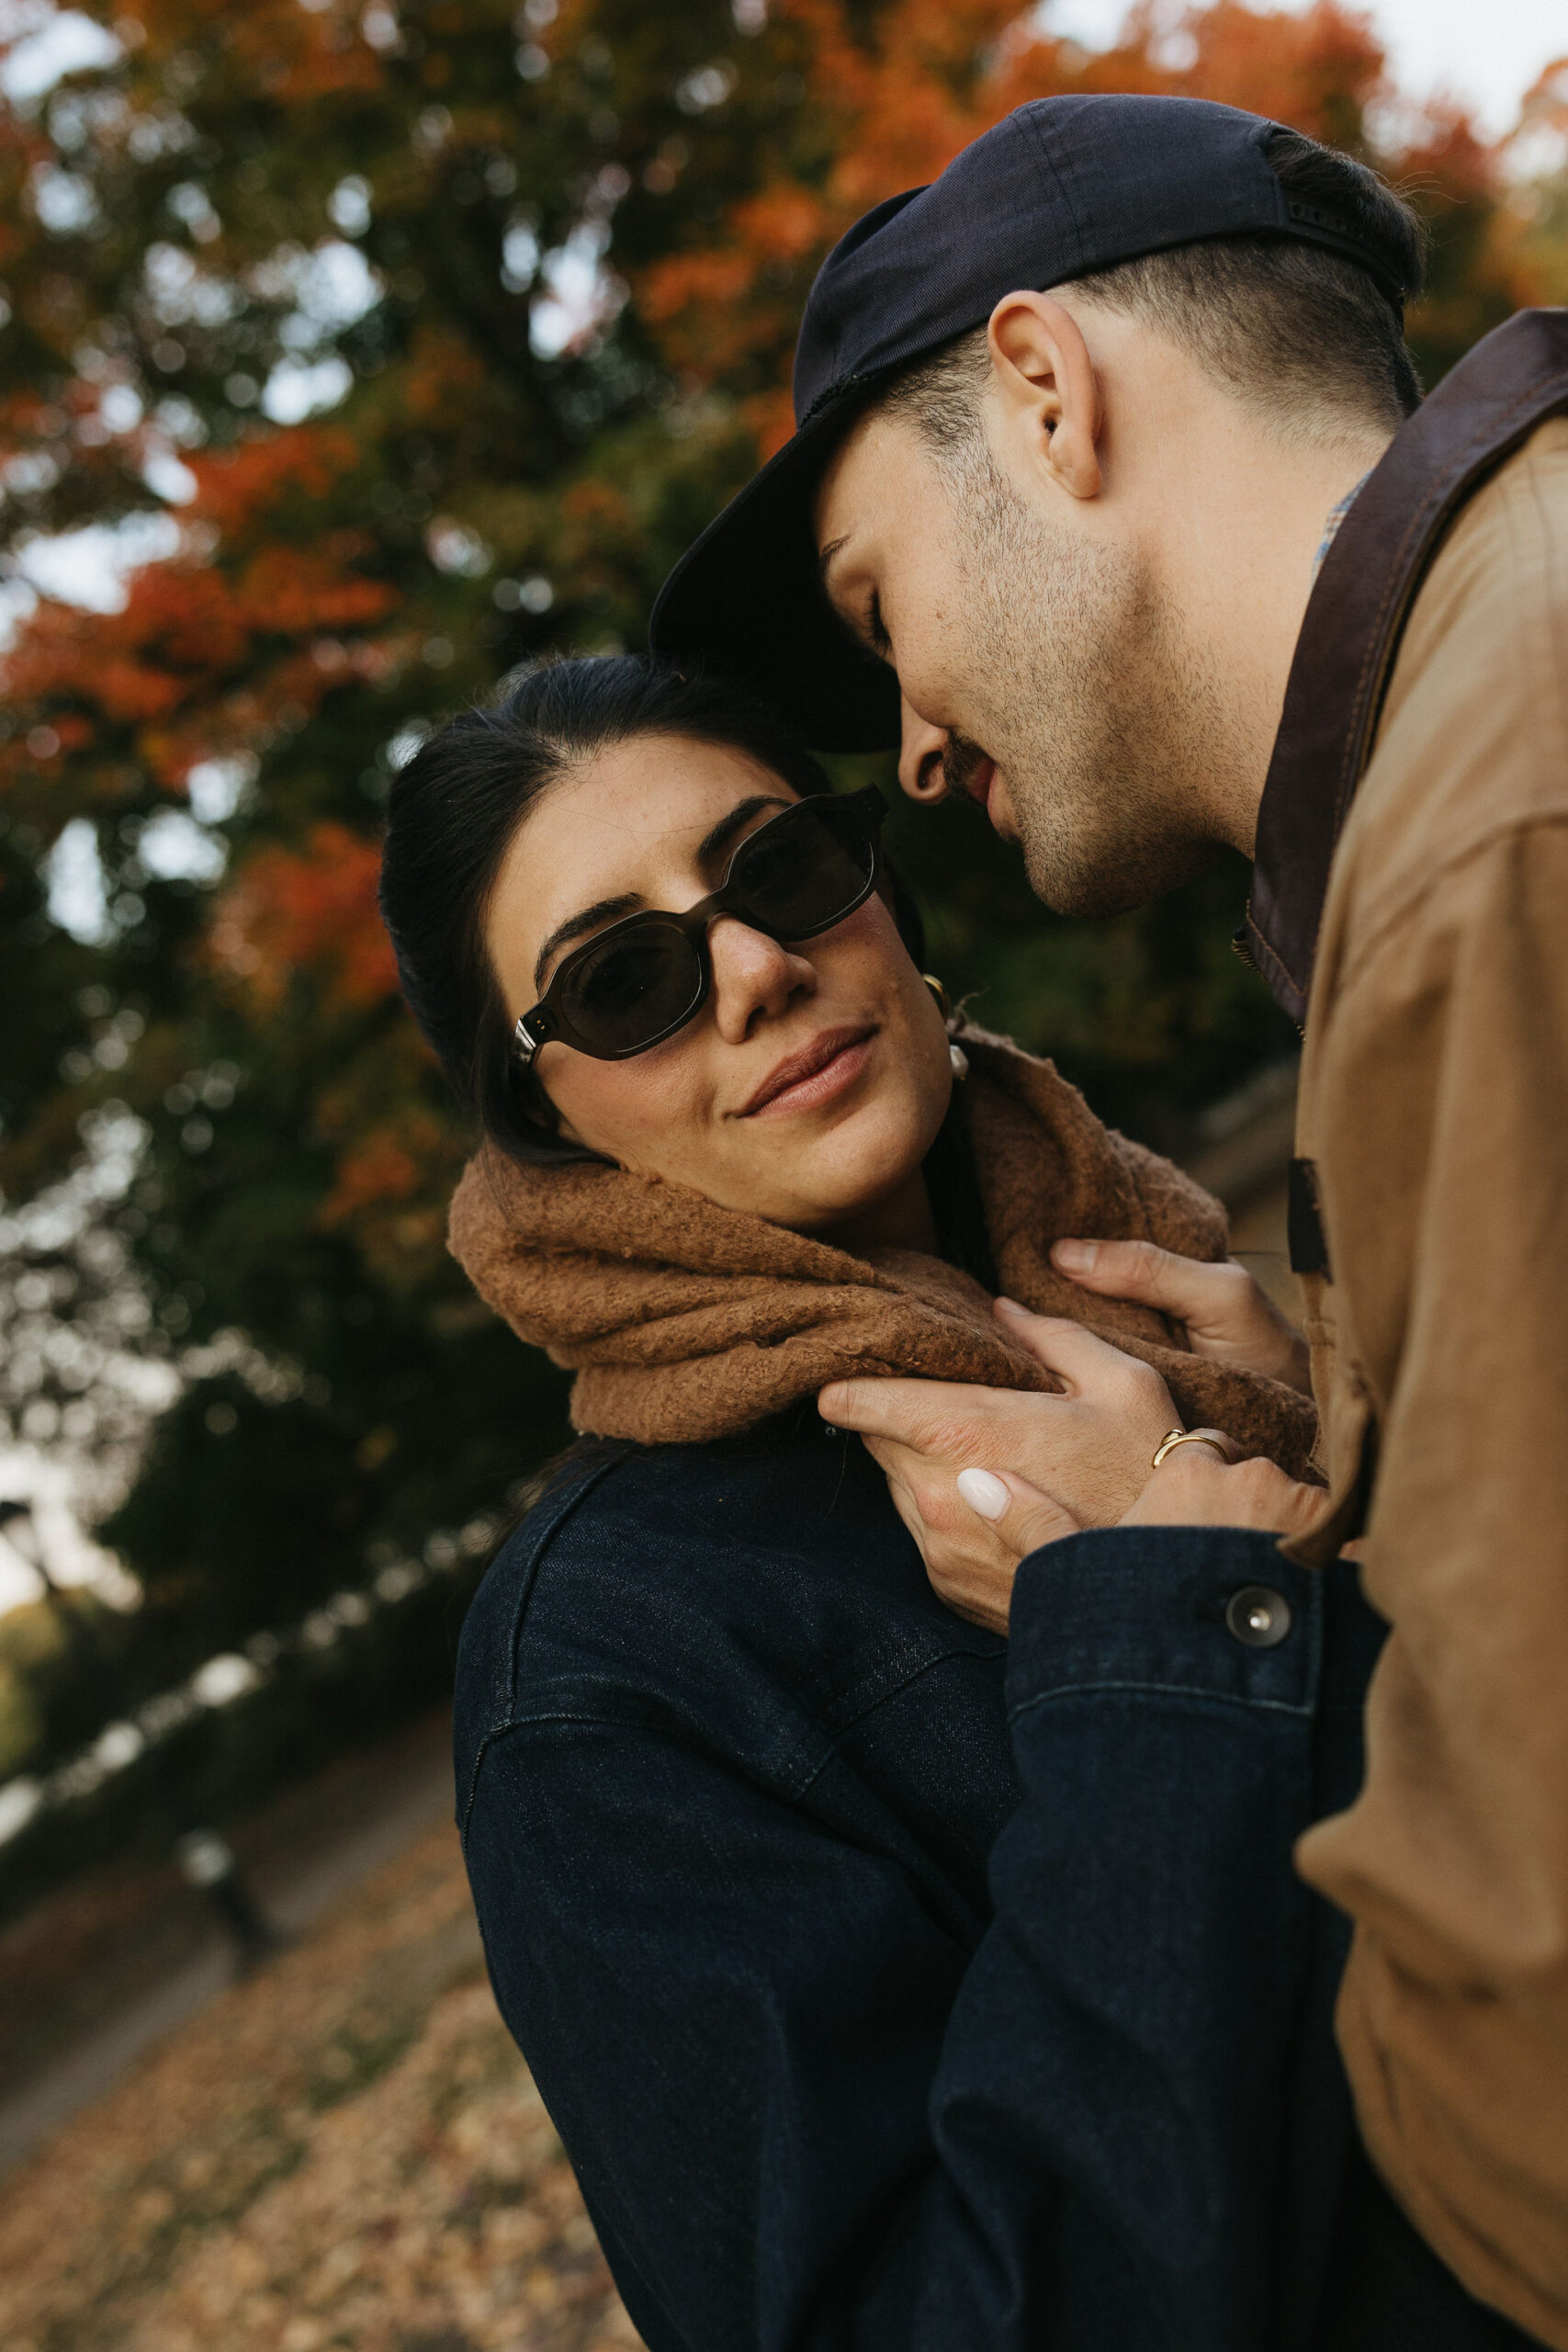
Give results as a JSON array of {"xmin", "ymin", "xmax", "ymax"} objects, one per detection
[{"xmin": 653, "ymin": 96, "xmax": 1568, "ymax": 2352}]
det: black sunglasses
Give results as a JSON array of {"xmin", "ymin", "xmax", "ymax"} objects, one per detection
[{"xmin": 513, "ymin": 786, "xmax": 888, "ymax": 1066}]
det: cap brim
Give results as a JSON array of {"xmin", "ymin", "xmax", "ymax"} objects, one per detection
[{"xmin": 649, "ymin": 392, "xmax": 901, "ymax": 755}]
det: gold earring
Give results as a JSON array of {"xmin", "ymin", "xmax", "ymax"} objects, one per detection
[{"xmin": 923, "ymin": 974, "xmax": 969, "ymax": 1080}]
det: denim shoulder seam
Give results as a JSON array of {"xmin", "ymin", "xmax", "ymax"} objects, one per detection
[
  {"xmin": 460, "ymin": 1700, "xmax": 785, "ymax": 1846},
  {"xmin": 457, "ymin": 1450, "xmax": 634, "ymax": 1840},
  {"xmin": 498, "ymin": 1451, "xmax": 631, "ymax": 1702},
  {"xmin": 460, "ymin": 1704, "xmax": 661, "ymax": 1844},
  {"xmin": 461, "ymin": 1633, "xmax": 1005, "ymax": 1841}
]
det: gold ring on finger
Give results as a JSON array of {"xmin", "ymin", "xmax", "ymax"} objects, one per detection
[{"xmin": 1151, "ymin": 1427, "xmax": 1234, "ymax": 1470}]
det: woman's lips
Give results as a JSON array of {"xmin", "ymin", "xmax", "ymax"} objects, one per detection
[{"xmin": 738, "ymin": 1025, "xmax": 875, "ymax": 1118}]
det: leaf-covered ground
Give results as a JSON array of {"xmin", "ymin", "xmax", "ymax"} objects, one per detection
[{"xmin": 0, "ymin": 1821, "xmax": 641, "ymax": 2352}]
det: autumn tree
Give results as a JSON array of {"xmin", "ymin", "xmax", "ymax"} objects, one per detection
[{"xmin": 0, "ymin": 0, "xmax": 1557, "ymax": 1755}]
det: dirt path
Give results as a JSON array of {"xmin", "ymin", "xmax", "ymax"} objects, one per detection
[
  {"xmin": 0, "ymin": 1710, "xmax": 459, "ymax": 2169},
  {"xmin": 0, "ymin": 1815, "xmax": 641, "ymax": 2352}
]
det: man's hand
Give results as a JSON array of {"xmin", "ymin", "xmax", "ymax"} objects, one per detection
[
  {"xmin": 1051, "ymin": 1238, "xmax": 1311, "ymax": 1395},
  {"xmin": 955, "ymin": 1439, "xmax": 1325, "ymax": 1574}
]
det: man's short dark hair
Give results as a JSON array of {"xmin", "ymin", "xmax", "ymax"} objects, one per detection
[{"xmin": 882, "ymin": 127, "xmax": 1427, "ymax": 450}]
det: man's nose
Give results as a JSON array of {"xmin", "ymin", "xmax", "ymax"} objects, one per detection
[
  {"xmin": 897, "ymin": 696, "xmax": 950, "ymax": 802},
  {"xmin": 706, "ymin": 916, "xmax": 817, "ymax": 1043}
]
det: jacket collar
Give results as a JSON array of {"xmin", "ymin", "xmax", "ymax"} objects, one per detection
[{"xmin": 1246, "ymin": 308, "xmax": 1568, "ymax": 1025}]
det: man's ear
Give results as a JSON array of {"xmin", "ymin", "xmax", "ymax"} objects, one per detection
[{"xmin": 986, "ymin": 291, "xmax": 1101, "ymax": 501}]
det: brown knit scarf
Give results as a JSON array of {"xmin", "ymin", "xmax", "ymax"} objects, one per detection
[{"xmin": 448, "ymin": 1027, "xmax": 1318, "ymax": 1479}]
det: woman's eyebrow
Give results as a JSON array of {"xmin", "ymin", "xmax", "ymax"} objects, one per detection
[
  {"xmin": 697, "ymin": 794, "xmax": 789, "ymax": 865},
  {"xmin": 533, "ymin": 891, "xmax": 643, "ymax": 992},
  {"xmin": 531, "ymin": 797, "xmax": 787, "ymax": 994}
]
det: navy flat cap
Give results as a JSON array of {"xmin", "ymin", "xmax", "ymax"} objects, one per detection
[{"xmin": 649, "ymin": 94, "xmax": 1406, "ymax": 752}]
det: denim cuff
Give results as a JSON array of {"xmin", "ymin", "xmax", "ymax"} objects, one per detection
[{"xmin": 1005, "ymin": 1526, "xmax": 1326, "ymax": 1724}]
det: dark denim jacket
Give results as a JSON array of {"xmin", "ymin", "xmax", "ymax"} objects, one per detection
[{"xmin": 455, "ymin": 1419, "xmax": 1537, "ymax": 2352}]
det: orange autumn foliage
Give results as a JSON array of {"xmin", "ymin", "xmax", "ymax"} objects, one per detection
[
  {"xmin": 632, "ymin": 3, "xmax": 1183, "ymax": 378},
  {"xmin": 319, "ymin": 1126, "xmax": 423, "ymax": 1221},
  {"xmin": 634, "ymin": 0, "xmax": 1504, "ymax": 419},
  {"xmin": 181, "ymin": 428, "xmax": 367, "ymax": 539},
  {"xmin": 0, "ymin": 423, "xmax": 395, "ymax": 797},
  {"xmin": 211, "ymin": 821, "xmax": 397, "ymax": 1014},
  {"xmin": 195, "ymin": 0, "xmax": 386, "ymax": 107}
]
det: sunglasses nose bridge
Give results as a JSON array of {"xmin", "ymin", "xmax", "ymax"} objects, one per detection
[
  {"xmin": 702, "ymin": 903, "xmax": 796, "ymax": 963},
  {"xmin": 704, "ymin": 911, "xmax": 817, "ymax": 1043}
]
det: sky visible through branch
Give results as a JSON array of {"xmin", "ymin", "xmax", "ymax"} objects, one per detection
[{"xmin": 1051, "ymin": 0, "xmax": 1568, "ymax": 138}]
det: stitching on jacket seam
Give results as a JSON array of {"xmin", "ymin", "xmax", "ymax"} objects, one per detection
[
  {"xmin": 1261, "ymin": 377, "xmax": 1568, "ymax": 1011},
  {"xmin": 1525, "ymin": 441, "xmax": 1568, "ymax": 769},
  {"xmin": 502, "ymin": 1453, "xmax": 631, "ymax": 1706},
  {"xmin": 463, "ymin": 1633, "xmax": 1010, "ymax": 1827},
  {"xmin": 1249, "ymin": 922, "xmax": 1304, "ymax": 999},
  {"xmin": 1336, "ymin": 383, "xmax": 1568, "ymax": 833},
  {"xmin": 457, "ymin": 1451, "xmax": 633, "ymax": 1842},
  {"xmin": 1007, "ymin": 1679, "xmax": 1313, "ymax": 1724},
  {"xmin": 790, "ymin": 1645, "xmax": 1007, "ymax": 1799}
]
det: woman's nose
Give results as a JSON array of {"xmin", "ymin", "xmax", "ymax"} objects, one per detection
[
  {"xmin": 897, "ymin": 695, "xmax": 951, "ymax": 802},
  {"xmin": 706, "ymin": 916, "xmax": 816, "ymax": 1042}
]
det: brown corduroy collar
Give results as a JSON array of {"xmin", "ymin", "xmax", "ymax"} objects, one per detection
[
  {"xmin": 1247, "ymin": 309, "xmax": 1568, "ymax": 1027},
  {"xmin": 448, "ymin": 1027, "xmax": 1319, "ymax": 1478}
]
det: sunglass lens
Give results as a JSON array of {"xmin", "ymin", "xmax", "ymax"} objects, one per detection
[
  {"xmin": 559, "ymin": 923, "xmax": 705, "ymax": 1057},
  {"xmin": 734, "ymin": 803, "xmax": 874, "ymax": 939}
]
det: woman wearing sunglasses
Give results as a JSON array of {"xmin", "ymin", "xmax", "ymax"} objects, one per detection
[{"xmin": 378, "ymin": 657, "xmax": 1378, "ymax": 2352}]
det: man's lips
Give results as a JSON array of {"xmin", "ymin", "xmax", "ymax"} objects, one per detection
[
  {"xmin": 964, "ymin": 756, "xmax": 997, "ymax": 813},
  {"xmin": 941, "ymin": 736, "xmax": 997, "ymax": 814},
  {"xmin": 737, "ymin": 1025, "xmax": 874, "ymax": 1118}
]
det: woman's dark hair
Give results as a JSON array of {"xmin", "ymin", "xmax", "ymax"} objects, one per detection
[{"xmin": 378, "ymin": 654, "xmax": 925, "ymax": 1165}]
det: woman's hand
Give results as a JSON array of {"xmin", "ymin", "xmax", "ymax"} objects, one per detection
[
  {"xmin": 823, "ymin": 1297, "xmax": 1325, "ymax": 1633},
  {"xmin": 878, "ymin": 1456, "xmax": 1077, "ymax": 1634},
  {"xmin": 823, "ymin": 1307, "xmax": 1181, "ymax": 1532},
  {"xmin": 1050, "ymin": 1238, "xmax": 1312, "ymax": 1396},
  {"xmin": 820, "ymin": 1307, "xmax": 1182, "ymax": 1632}
]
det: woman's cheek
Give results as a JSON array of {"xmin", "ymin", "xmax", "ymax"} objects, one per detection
[
  {"xmin": 566, "ymin": 1060, "xmax": 716, "ymax": 1181},
  {"xmin": 544, "ymin": 1058, "xmax": 650, "ymax": 1162}
]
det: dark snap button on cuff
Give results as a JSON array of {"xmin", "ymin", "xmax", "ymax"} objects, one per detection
[{"xmin": 1225, "ymin": 1585, "xmax": 1292, "ymax": 1648}]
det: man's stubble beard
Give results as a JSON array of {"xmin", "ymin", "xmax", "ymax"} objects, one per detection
[{"xmin": 947, "ymin": 451, "xmax": 1240, "ymax": 919}]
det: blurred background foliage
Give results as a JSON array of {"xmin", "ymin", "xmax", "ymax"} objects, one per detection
[{"xmin": 0, "ymin": 0, "xmax": 1564, "ymax": 1800}]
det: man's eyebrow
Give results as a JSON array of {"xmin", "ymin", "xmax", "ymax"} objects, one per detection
[{"xmin": 532, "ymin": 892, "xmax": 643, "ymax": 994}]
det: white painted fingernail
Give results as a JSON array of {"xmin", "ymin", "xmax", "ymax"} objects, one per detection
[{"xmin": 957, "ymin": 1467, "xmax": 1010, "ymax": 1521}]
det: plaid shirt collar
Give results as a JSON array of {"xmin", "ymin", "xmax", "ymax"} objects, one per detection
[{"xmin": 1313, "ymin": 472, "xmax": 1371, "ymax": 579}]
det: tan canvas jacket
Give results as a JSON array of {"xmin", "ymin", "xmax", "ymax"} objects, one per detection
[{"xmin": 1247, "ymin": 323, "xmax": 1568, "ymax": 2346}]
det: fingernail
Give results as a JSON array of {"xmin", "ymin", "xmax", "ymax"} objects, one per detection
[
  {"xmin": 1052, "ymin": 1239, "xmax": 1095, "ymax": 1272},
  {"xmin": 993, "ymin": 1295, "xmax": 1028, "ymax": 1317},
  {"xmin": 957, "ymin": 1466, "xmax": 1010, "ymax": 1521}
]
